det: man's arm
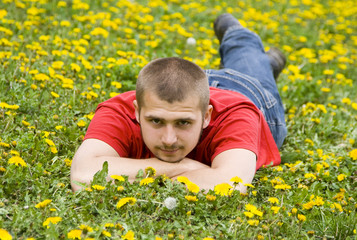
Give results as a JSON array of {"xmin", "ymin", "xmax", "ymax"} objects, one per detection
[
  {"xmin": 70, "ymin": 139, "xmax": 209, "ymax": 191},
  {"xmin": 173, "ymin": 149, "xmax": 257, "ymax": 193}
]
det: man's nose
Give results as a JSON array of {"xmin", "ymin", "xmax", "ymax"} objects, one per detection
[{"xmin": 161, "ymin": 125, "xmax": 177, "ymax": 146}]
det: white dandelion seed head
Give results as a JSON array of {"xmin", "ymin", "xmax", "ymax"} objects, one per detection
[
  {"xmin": 186, "ymin": 37, "xmax": 196, "ymax": 46},
  {"xmin": 163, "ymin": 197, "xmax": 177, "ymax": 210}
]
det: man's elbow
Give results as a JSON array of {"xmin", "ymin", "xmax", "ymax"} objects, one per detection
[{"xmin": 70, "ymin": 158, "xmax": 90, "ymax": 192}]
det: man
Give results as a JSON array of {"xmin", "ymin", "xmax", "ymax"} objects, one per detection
[{"xmin": 70, "ymin": 14, "xmax": 287, "ymax": 192}]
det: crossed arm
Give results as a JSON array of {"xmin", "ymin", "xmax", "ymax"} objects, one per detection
[{"xmin": 70, "ymin": 139, "xmax": 257, "ymax": 192}]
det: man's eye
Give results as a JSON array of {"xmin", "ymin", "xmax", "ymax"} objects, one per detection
[
  {"xmin": 177, "ymin": 121, "xmax": 190, "ymax": 126},
  {"xmin": 151, "ymin": 119, "xmax": 161, "ymax": 124}
]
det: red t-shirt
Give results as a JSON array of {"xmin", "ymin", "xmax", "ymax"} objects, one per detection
[{"xmin": 84, "ymin": 87, "xmax": 281, "ymax": 170}]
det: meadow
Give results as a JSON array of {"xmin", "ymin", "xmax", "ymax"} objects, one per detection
[{"xmin": 0, "ymin": 0, "xmax": 356, "ymax": 239}]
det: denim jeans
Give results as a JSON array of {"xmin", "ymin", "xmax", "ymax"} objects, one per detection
[{"xmin": 205, "ymin": 26, "xmax": 287, "ymax": 148}]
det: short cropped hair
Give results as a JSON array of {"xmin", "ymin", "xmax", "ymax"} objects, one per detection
[{"xmin": 136, "ymin": 57, "xmax": 210, "ymax": 113}]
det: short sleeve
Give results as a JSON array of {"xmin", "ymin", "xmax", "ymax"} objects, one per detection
[
  {"xmin": 84, "ymin": 106, "xmax": 134, "ymax": 157},
  {"xmin": 209, "ymin": 107, "xmax": 261, "ymax": 162}
]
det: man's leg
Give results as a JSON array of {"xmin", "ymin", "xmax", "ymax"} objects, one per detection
[
  {"xmin": 214, "ymin": 14, "xmax": 285, "ymax": 85},
  {"xmin": 208, "ymin": 13, "xmax": 287, "ymax": 148}
]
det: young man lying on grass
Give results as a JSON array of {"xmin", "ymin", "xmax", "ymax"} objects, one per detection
[{"xmin": 71, "ymin": 14, "xmax": 287, "ymax": 193}]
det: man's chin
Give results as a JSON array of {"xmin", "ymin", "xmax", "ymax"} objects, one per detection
[{"xmin": 156, "ymin": 156, "xmax": 184, "ymax": 163}]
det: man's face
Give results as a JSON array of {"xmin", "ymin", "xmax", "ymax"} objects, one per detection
[{"xmin": 134, "ymin": 91, "xmax": 212, "ymax": 163}]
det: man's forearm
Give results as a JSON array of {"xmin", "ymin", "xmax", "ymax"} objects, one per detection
[{"xmin": 70, "ymin": 155, "xmax": 208, "ymax": 191}]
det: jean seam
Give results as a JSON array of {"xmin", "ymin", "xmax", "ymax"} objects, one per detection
[{"xmin": 225, "ymin": 69, "xmax": 277, "ymax": 108}]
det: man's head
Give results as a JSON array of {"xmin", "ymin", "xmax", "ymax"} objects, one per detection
[{"xmin": 133, "ymin": 57, "xmax": 213, "ymax": 163}]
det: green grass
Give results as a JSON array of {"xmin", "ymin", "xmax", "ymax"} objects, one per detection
[{"xmin": 0, "ymin": 0, "xmax": 356, "ymax": 239}]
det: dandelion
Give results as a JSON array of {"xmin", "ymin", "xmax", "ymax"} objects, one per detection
[
  {"xmin": 177, "ymin": 176, "xmax": 189, "ymax": 184},
  {"xmin": 77, "ymin": 120, "xmax": 86, "ymax": 127},
  {"xmin": 267, "ymin": 197, "xmax": 279, "ymax": 204},
  {"xmin": 8, "ymin": 156, "xmax": 27, "ymax": 167},
  {"xmin": 71, "ymin": 63, "xmax": 81, "ymax": 72},
  {"xmin": 247, "ymin": 219, "xmax": 259, "ymax": 226},
  {"xmin": 79, "ymin": 224, "xmax": 93, "ymax": 233},
  {"xmin": 51, "ymin": 91, "xmax": 60, "ymax": 98},
  {"xmin": 244, "ymin": 183, "xmax": 255, "ymax": 188},
  {"xmin": 0, "ymin": 229, "xmax": 12, "ymax": 240},
  {"xmin": 185, "ymin": 195, "xmax": 198, "ymax": 202},
  {"xmin": 349, "ymin": 149, "xmax": 357, "ymax": 160},
  {"xmin": 145, "ymin": 166, "xmax": 156, "ymax": 177},
  {"xmin": 243, "ymin": 211, "xmax": 254, "ymax": 218},
  {"xmin": 271, "ymin": 206, "xmax": 281, "ymax": 214},
  {"xmin": 117, "ymin": 186, "xmax": 124, "ymax": 191},
  {"xmin": 163, "ymin": 197, "xmax": 177, "ymax": 210},
  {"xmin": 43, "ymin": 216, "xmax": 62, "ymax": 228},
  {"xmin": 186, "ymin": 182, "xmax": 199, "ymax": 193},
  {"xmin": 230, "ymin": 176, "xmax": 243, "ymax": 184},
  {"xmin": 35, "ymin": 199, "xmax": 52, "ymax": 208},
  {"xmin": 92, "ymin": 185, "xmax": 105, "ymax": 191},
  {"xmin": 139, "ymin": 177, "xmax": 154, "ymax": 186},
  {"xmin": 205, "ymin": 194, "xmax": 216, "ymax": 201},
  {"xmin": 101, "ymin": 230, "xmax": 111, "ymax": 237},
  {"xmin": 297, "ymin": 214, "xmax": 306, "ymax": 222},
  {"xmin": 214, "ymin": 183, "xmax": 232, "ymax": 196},
  {"xmin": 122, "ymin": 230, "xmax": 135, "ymax": 240},
  {"xmin": 67, "ymin": 229, "xmax": 82, "ymax": 239},
  {"xmin": 116, "ymin": 197, "xmax": 136, "ymax": 209},
  {"xmin": 111, "ymin": 175, "xmax": 125, "ymax": 182},
  {"xmin": 337, "ymin": 174, "xmax": 346, "ymax": 181}
]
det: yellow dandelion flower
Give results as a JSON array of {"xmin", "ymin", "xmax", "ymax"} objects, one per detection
[
  {"xmin": 297, "ymin": 214, "xmax": 306, "ymax": 222},
  {"xmin": 101, "ymin": 230, "xmax": 111, "ymax": 237},
  {"xmin": 144, "ymin": 166, "xmax": 156, "ymax": 177},
  {"xmin": 243, "ymin": 211, "xmax": 254, "ymax": 218},
  {"xmin": 177, "ymin": 176, "xmax": 189, "ymax": 184},
  {"xmin": 337, "ymin": 174, "xmax": 346, "ymax": 181},
  {"xmin": 8, "ymin": 156, "xmax": 27, "ymax": 167},
  {"xmin": 45, "ymin": 139, "xmax": 55, "ymax": 146},
  {"xmin": 35, "ymin": 199, "xmax": 52, "ymax": 208},
  {"xmin": 111, "ymin": 175, "xmax": 125, "ymax": 182},
  {"xmin": 122, "ymin": 230, "xmax": 135, "ymax": 240},
  {"xmin": 267, "ymin": 197, "xmax": 279, "ymax": 204},
  {"xmin": 185, "ymin": 195, "xmax": 198, "ymax": 202},
  {"xmin": 230, "ymin": 176, "xmax": 243, "ymax": 184},
  {"xmin": 247, "ymin": 219, "xmax": 259, "ymax": 226},
  {"xmin": 51, "ymin": 92, "xmax": 60, "ymax": 98},
  {"xmin": 79, "ymin": 224, "xmax": 93, "ymax": 232},
  {"xmin": 116, "ymin": 197, "xmax": 136, "ymax": 209},
  {"xmin": 271, "ymin": 206, "xmax": 281, "ymax": 214},
  {"xmin": 70, "ymin": 63, "xmax": 81, "ymax": 72},
  {"xmin": 43, "ymin": 217, "xmax": 62, "ymax": 228},
  {"xmin": 349, "ymin": 149, "xmax": 357, "ymax": 160},
  {"xmin": 117, "ymin": 186, "xmax": 124, "ymax": 191},
  {"xmin": 67, "ymin": 229, "xmax": 82, "ymax": 239},
  {"xmin": 140, "ymin": 177, "xmax": 154, "ymax": 186},
  {"xmin": 244, "ymin": 183, "xmax": 255, "ymax": 188},
  {"xmin": 0, "ymin": 229, "xmax": 12, "ymax": 240},
  {"xmin": 186, "ymin": 182, "xmax": 200, "ymax": 193},
  {"xmin": 77, "ymin": 120, "xmax": 86, "ymax": 127},
  {"xmin": 214, "ymin": 183, "xmax": 232, "ymax": 196},
  {"xmin": 205, "ymin": 194, "xmax": 216, "ymax": 201},
  {"xmin": 92, "ymin": 185, "xmax": 105, "ymax": 191}
]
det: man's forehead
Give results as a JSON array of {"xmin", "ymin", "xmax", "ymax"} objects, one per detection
[{"xmin": 141, "ymin": 90, "xmax": 201, "ymax": 109}]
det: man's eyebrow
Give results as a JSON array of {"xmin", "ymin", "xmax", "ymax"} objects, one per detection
[{"xmin": 144, "ymin": 115, "xmax": 195, "ymax": 121}]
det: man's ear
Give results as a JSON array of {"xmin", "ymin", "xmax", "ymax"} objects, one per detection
[
  {"xmin": 203, "ymin": 105, "xmax": 213, "ymax": 129},
  {"xmin": 133, "ymin": 100, "xmax": 140, "ymax": 123}
]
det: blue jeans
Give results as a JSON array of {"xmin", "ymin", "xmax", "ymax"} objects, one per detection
[{"xmin": 205, "ymin": 26, "xmax": 287, "ymax": 148}]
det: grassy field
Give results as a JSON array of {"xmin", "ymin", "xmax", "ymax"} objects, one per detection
[{"xmin": 0, "ymin": 0, "xmax": 356, "ymax": 239}]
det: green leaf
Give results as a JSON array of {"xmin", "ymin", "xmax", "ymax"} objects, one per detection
[{"xmin": 92, "ymin": 161, "xmax": 109, "ymax": 186}]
